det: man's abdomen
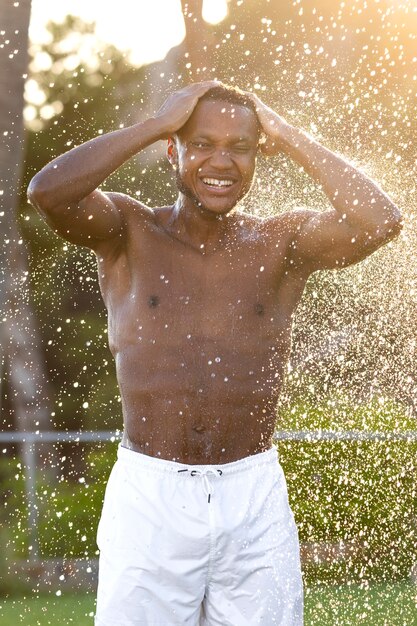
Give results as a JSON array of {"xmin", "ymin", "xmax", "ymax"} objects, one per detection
[{"xmin": 115, "ymin": 338, "xmax": 287, "ymax": 464}]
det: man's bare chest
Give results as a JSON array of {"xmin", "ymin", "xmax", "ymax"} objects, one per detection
[
  {"xmin": 97, "ymin": 227, "xmax": 308, "ymax": 352},
  {"xmin": 100, "ymin": 229, "xmax": 284, "ymax": 309}
]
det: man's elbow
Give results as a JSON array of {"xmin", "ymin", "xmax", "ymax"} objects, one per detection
[
  {"xmin": 385, "ymin": 209, "xmax": 403, "ymax": 241},
  {"xmin": 366, "ymin": 208, "xmax": 403, "ymax": 249},
  {"xmin": 27, "ymin": 172, "xmax": 56, "ymax": 214}
]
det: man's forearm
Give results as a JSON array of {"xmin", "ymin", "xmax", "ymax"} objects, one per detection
[
  {"xmin": 278, "ymin": 123, "xmax": 402, "ymax": 233},
  {"xmin": 28, "ymin": 117, "xmax": 165, "ymax": 211}
]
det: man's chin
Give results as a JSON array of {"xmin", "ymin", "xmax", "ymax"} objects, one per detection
[
  {"xmin": 197, "ymin": 198, "xmax": 238, "ymax": 216},
  {"xmin": 177, "ymin": 189, "xmax": 236, "ymax": 216},
  {"xmin": 200, "ymin": 185, "xmax": 252, "ymax": 215}
]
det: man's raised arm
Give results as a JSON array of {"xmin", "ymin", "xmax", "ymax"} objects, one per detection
[
  {"xmin": 27, "ymin": 82, "xmax": 218, "ymax": 248},
  {"xmin": 250, "ymin": 94, "xmax": 403, "ymax": 270}
]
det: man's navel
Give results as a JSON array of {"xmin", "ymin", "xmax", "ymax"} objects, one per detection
[
  {"xmin": 192, "ymin": 424, "xmax": 206, "ymax": 434},
  {"xmin": 148, "ymin": 295, "xmax": 160, "ymax": 308}
]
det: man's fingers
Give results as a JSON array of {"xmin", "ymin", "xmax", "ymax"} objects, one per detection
[
  {"xmin": 155, "ymin": 81, "xmax": 223, "ymax": 136},
  {"xmin": 178, "ymin": 81, "xmax": 222, "ymax": 111},
  {"xmin": 171, "ymin": 81, "xmax": 220, "ymax": 110},
  {"xmin": 182, "ymin": 80, "xmax": 221, "ymax": 95}
]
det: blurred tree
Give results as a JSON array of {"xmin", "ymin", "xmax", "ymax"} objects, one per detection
[
  {"xmin": 0, "ymin": 0, "xmax": 55, "ymax": 466},
  {"xmin": 130, "ymin": 0, "xmax": 216, "ymax": 167},
  {"xmin": 181, "ymin": 0, "xmax": 214, "ymax": 78},
  {"xmin": 22, "ymin": 17, "xmax": 148, "ymax": 438}
]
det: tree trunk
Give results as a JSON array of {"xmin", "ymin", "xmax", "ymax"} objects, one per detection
[
  {"xmin": 136, "ymin": 0, "xmax": 215, "ymax": 168},
  {"xmin": 0, "ymin": 0, "xmax": 54, "ymax": 475},
  {"xmin": 181, "ymin": 0, "xmax": 214, "ymax": 79}
]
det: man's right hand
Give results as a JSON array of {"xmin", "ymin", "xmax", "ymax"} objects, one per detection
[{"xmin": 154, "ymin": 81, "xmax": 220, "ymax": 138}]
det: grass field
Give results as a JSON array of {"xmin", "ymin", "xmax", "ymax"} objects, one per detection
[
  {"xmin": 0, "ymin": 580, "xmax": 416, "ymax": 625},
  {"xmin": 305, "ymin": 580, "xmax": 417, "ymax": 625}
]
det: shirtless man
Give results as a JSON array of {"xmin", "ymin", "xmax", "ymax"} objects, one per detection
[{"xmin": 28, "ymin": 82, "xmax": 402, "ymax": 625}]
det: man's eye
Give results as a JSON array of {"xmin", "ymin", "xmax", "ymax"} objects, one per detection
[
  {"xmin": 193, "ymin": 142, "xmax": 211, "ymax": 149},
  {"xmin": 234, "ymin": 145, "xmax": 250, "ymax": 153}
]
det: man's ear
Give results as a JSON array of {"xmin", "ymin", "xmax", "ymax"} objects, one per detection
[{"xmin": 167, "ymin": 137, "xmax": 178, "ymax": 170}]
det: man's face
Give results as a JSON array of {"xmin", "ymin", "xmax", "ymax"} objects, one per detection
[{"xmin": 171, "ymin": 99, "xmax": 260, "ymax": 216}]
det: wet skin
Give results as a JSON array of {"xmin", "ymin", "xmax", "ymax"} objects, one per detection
[
  {"xmin": 28, "ymin": 83, "xmax": 402, "ymax": 464},
  {"xmin": 99, "ymin": 205, "xmax": 308, "ymax": 464},
  {"xmin": 99, "ymin": 101, "xmax": 305, "ymax": 463}
]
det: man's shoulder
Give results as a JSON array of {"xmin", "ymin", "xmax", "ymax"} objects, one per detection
[
  {"xmin": 264, "ymin": 207, "xmax": 316, "ymax": 232},
  {"xmin": 107, "ymin": 194, "xmax": 176, "ymax": 236},
  {"xmin": 107, "ymin": 192, "xmax": 154, "ymax": 223},
  {"xmin": 93, "ymin": 194, "xmax": 161, "ymax": 258},
  {"xmin": 236, "ymin": 207, "xmax": 316, "ymax": 237}
]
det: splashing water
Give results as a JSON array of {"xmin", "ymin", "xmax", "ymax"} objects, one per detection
[{"xmin": 1, "ymin": 0, "xmax": 417, "ymax": 622}]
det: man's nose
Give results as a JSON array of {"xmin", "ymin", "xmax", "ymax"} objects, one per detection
[{"xmin": 209, "ymin": 148, "xmax": 232, "ymax": 168}]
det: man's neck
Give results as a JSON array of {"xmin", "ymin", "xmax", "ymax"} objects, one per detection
[{"xmin": 169, "ymin": 195, "xmax": 236, "ymax": 252}]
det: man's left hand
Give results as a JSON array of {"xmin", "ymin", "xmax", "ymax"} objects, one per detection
[{"xmin": 246, "ymin": 93, "xmax": 292, "ymax": 156}]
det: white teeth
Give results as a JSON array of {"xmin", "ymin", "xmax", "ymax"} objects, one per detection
[{"xmin": 202, "ymin": 178, "xmax": 233, "ymax": 187}]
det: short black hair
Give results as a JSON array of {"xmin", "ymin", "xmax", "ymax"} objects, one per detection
[
  {"xmin": 174, "ymin": 84, "xmax": 261, "ymax": 142},
  {"xmin": 198, "ymin": 84, "xmax": 259, "ymax": 120},
  {"xmin": 175, "ymin": 83, "xmax": 262, "ymax": 135}
]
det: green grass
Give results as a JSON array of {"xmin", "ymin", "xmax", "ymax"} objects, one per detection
[
  {"xmin": 305, "ymin": 580, "xmax": 417, "ymax": 625},
  {"xmin": 0, "ymin": 593, "xmax": 95, "ymax": 626},
  {"xmin": 0, "ymin": 581, "xmax": 416, "ymax": 625}
]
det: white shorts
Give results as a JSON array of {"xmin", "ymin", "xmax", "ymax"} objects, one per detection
[{"xmin": 95, "ymin": 445, "xmax": 303, "ymax": 625}]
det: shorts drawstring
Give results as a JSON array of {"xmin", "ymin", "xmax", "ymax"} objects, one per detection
[{"xmin": 178, "ymin": 467, "xmax": 223, "ymax": 503}]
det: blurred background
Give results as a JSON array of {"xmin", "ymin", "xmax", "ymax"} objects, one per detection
[{"xmin": 1, "ymin": 0, "xmax": 416, "ymax": 623}]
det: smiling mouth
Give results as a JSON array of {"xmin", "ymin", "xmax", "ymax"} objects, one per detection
[{"xmin": 201, "ymin": 177, "xmax": 235, "ymax": 188}]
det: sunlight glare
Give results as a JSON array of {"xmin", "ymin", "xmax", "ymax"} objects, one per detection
[
  {"xmin": 30, "ymin": 0, "xmax": 186, "ymax": 66},
  {"xmin": 202, "ymin": 0, "xmax": 229, "ymax": 24}
]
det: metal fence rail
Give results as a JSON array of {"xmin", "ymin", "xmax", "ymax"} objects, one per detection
[
  {"xmin": 2, "ymin": 429, "xmax": 417, "ymax": 444},
  {"xmin": 274, "ymin": 430, "xmax": 417, "ymax": 441},
  {"xmin": 2, "ymin": 429, "xmax": 417, "ymax": 561}
]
